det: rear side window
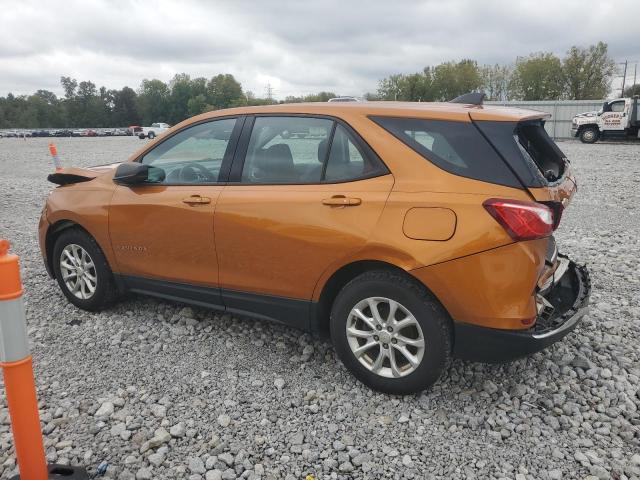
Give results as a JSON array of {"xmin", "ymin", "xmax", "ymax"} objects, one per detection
[
  {"xmin": 239, "ymin": 116, "xmax": 388, "ymax": 184},
  {"xmin": 324, "ymin": 124, "xmax": 381, "ymax": 182},
  {"xmin": 371, "ymin": 117, "xmax": 521, "ymax": 188},
  {"xmin": 241, "ymin": 117, "xmax": 333, "ymax": 183}
]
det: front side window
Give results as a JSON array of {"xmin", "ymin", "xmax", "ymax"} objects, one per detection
[
  {"xmin": 610, "ymin": 101, "xmax": 625, "ymax": 113},
  {"xmin": 141, "ymin": 118, "xmax": 236, "ymax": 184}
]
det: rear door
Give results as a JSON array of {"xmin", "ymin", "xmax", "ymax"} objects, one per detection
[
  {"xmin": 214, "ymin": 115, "xmax": 393, "ymax": 328},
  {"xmin": 109, "ymin": 117, "xmax": 241, "ymax": 294}
]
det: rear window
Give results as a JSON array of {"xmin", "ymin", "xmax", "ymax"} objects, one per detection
[
  {"xmin": 371, "ymin": 116, "xmax": 522, "ymax": 188},
  {"xmin": 516, "ymin": 122, "xmax": 566, "ymax": 181},
  {"xmin": 475, "ymin": 120, "xmax": 566, "ymax": 186}
]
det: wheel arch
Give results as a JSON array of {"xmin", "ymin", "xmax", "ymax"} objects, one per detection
[
  {"xmin": 577, "ymin": 123, "xmax": 600, "ymax": 134},
  {"xmin": 45, "ymin": 220, "xmax": 108, "ymax": 280},
  {"xmin": 576, "ymin": 122, "xmax": 598, "ymax": 131},
  {"xmin": 310, "ymin": 259, "xmax": 450, "ymax": 336}
]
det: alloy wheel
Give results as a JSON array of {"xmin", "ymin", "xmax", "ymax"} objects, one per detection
[
  {"xmin": 59, "ymin": 244, "xmax": 97, "ymax": 300},
  {"xmin": 346, "ymin": 297, "xmax": 425, "ymax": 378}
]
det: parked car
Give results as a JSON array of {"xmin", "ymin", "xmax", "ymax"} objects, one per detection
[
  {"xmin": 328, "ymin": 96, "xmax": 360, "ymax": 102},
  {"xmin": 32, "ymin": 129, "xmax": 51, "ymax": 137},
  {"xmin": 39, "ymin": 97, "xmax": 589, "ymax": 394},
  {"xmin": 54, "ymin": 129, "xmax": 73, "ymax": 137},
  {"xmin": 128, "ymin": 126, "xmax": 143, "ymax": 137},
  {"xmin": 137, "ymin": 122, "xmax": 170, "ymax": 139}
]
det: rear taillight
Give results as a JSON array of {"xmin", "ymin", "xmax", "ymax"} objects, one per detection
[
  {"xmin": 483, "ymin": 198, "xmax": 554, "ymax": 241},
  {"xmin": 540, "ymin": 201, "xmax": 564, "ymax": 230}
]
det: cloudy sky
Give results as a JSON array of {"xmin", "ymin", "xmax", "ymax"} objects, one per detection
[{"xmin": 1, "ymin": 0, "xmax": 638, "ymax": 99}]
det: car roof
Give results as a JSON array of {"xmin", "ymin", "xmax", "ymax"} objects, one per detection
[{"xmin": 186, "ymin": 101, "xmax": 549, "ymax": 124}]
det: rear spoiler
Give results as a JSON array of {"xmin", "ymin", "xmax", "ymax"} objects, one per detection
[
  {"xmin": 47, "ymin": 167, "xmax": 98, "ymax": 186},
  {"xmin": 449, "ymin": 92, "xmax": 485, "ymax": 105}
]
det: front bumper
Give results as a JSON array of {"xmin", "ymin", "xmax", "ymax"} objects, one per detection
[{"xmin": 453, "ymin": 257, "xmax": 590, "ymax": 362}]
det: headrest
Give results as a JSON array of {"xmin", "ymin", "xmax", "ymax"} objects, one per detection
[
  {"xmin": 317, "ymin": 139, "xmax": 328, "ymax": 163},
  {"xmin": 256, "ymin": 143, "xmax": 294, "ymax": 171}
]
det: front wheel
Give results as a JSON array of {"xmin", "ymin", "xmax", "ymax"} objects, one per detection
[
  {"xmin": 330, "ymin": 270, "xmax": 452, "ymax": 394},
  {"xmin": 579, "ymin": 126, "xmax": 599, "ymax": 143},
  {"xmin": 52, "ymin": 228, "xmax": 120, "ymax": 311},
  {"xmin": 147, "ymin": 132, "xmax": 155, "ymax": 140}
]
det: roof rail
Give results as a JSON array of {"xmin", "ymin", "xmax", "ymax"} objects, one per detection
[{"xmin": 449, "ymin": 92, "xmax": 485, "ymax": 105}]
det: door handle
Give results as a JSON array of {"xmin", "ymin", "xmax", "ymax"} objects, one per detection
[
  {"xmin": 322, "ymin": 195, "xmax": 361, "ymax": 207},
  {"xmin": 182, "ymin": 195, "xmax": 211, "ymax": 205}
]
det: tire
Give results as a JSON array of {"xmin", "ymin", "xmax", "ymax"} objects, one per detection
[
  {"xmin": 579, "ymin": 126, "xmax": 599, "ymax": 144},
  {"xmin": 147, "ymin": 132, "xmax": 155, "ymax": 140},
  {"xmin": 138, "ymin": 134, "xmax": 145, "ymax": 139},
  {"xmin": 330, "ymin": 270, "xmax": 452, "ymax": 394},
  {"xmin": 52, "ymin": 228, "xmax": 120, "ymax": 311}
]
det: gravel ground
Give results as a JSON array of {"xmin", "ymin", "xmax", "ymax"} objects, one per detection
[{"xmin": 0, "ymin": 137, "xmax": 639, "ymax": 480}]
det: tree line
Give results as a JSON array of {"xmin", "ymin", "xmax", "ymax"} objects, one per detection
[
  {"xmin": 0, "ymin": 73, "xmax": 289, "ymax": 129},
  {"xmin": 0, "ymin": 41, "xmax": 636, "ymax": 129},
  {"xmin": 371, "ymin": 42, "xmax": 621, "ymax": 102}
]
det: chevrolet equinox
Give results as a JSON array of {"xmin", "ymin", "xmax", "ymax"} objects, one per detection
[{"xmin": 39, "ymin": 95, "xmax": 590, "ymax": 394}]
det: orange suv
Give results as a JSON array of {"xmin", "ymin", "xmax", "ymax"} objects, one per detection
[{"xmin": 39, "ymin": 95, "xmax": 590, "ymax": 394}]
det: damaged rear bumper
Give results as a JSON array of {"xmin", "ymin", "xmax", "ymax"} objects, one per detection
[{"xmin": 453, "ymin": 256, "xmax": 590, "ymax": 363}]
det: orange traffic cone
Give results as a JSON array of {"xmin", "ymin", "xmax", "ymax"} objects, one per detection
[{"xmin": 0, "ymin": 240, "xmax": 88, "ymax": 479}]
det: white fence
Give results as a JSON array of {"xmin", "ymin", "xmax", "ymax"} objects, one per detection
[{"xmin": 485, "ymin": 100, "xmax": 605, "ymax": 139}]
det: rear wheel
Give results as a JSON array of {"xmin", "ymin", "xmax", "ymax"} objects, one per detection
[
  {"xmin": 330, "ymin": 270, "xmax": 452, "ymax": 394},
  {"xmin": 579, "ymin": 126, "xmax": 599, "ymax": 143},
  {"xmin": 52, "ymin": 229, "xmax": 120, "ymax": 311}
]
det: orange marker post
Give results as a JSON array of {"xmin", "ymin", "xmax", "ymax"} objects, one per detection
[
  {"xmin": 0, "ymin": 239, "xmax": 48, "ymax": 480},
  {"xmin": 48, "ymin": 143, "xmax": 62, "ymax": 172},
  {"xmin": 1, "ymin": 241, "xmax": 89, "ymax": 479}
]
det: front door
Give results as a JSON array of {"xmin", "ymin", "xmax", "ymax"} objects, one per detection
[
  {"xmin": 109, "ymin": 117, "xmax": 240, "ymax": 292},
  {"xmin": 214, "ymin": 115, "xmax": 394, "ymax": 327},
  {"xmin": 600, "ymin": 100, "xmax": 628, "ymax": 133}
]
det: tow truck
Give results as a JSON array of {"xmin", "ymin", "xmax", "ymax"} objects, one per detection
[{"xmin": 572, "ymin": 96, "xmax": 640, "ymax": 143}]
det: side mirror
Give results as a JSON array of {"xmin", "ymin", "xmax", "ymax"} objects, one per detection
[{"xmin": 113, "ymin": 163, "xmax": 165, "ymax": 185}]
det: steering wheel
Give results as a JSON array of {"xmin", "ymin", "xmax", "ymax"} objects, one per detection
[{"xmin": 178, "ymin": 162, "xmax": 217, "ymax": 182}]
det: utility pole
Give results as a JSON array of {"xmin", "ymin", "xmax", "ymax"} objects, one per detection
[
  {"xmin": 634, "ymin": 62, "xmax": 638, "ymax": 92},
  {"xmin": 265, "ymin": 83, "xmax": 274, "ymax": 103},
  {"xmin": 620, "ymin": 60, "xmax": 628, "ymax": 98}
]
